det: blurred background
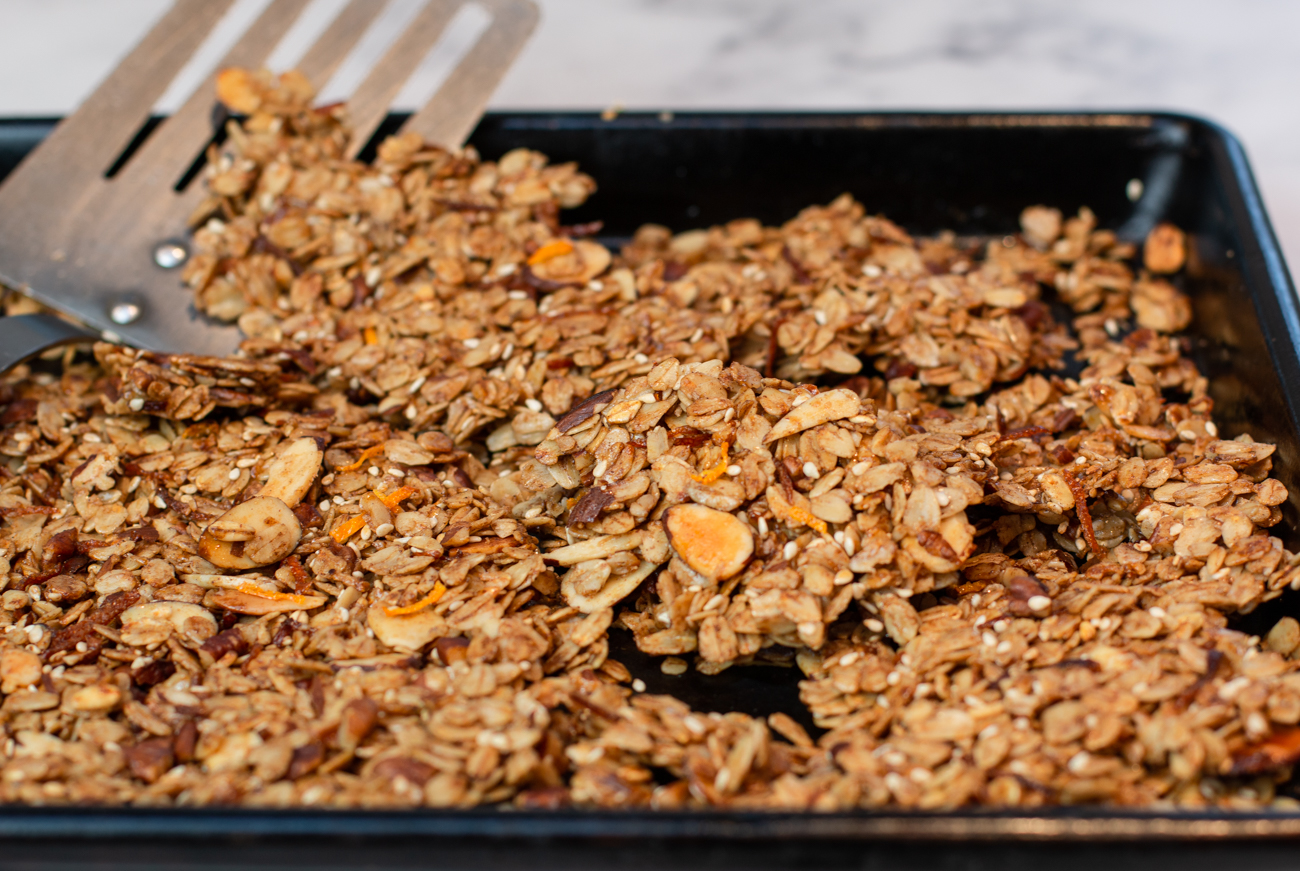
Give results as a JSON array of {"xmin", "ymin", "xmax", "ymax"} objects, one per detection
[{"xmin": 1, "ymin": 0, "xmax": 1297, "ymax": 270}]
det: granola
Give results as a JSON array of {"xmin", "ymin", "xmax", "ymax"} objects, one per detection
[{"xmin": 0, "ymin": 68, "xmax": 1297, "ymax": 811}]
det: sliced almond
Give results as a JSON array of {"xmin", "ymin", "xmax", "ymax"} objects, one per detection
[
  {"xmin": 120, "ymin": 601, "xmax": 218, "ymax": 647},
  {"xmin": 368, "ymin": 604, "xmax": 446, "ymax": 652},
  {"xmin": 198, "ymin": 496, "xmax": 302, "ymax": 570},
  {"xmin": 562, "ymin": 559, "xmax": 657, "ymax": 614},
  {"xmin": 764, "ymin": 389, "xmax": 860, "ymax": 443},
  {"xmin": 663, "ymin": 503, "xmax": 754, "ymax": 583},
  {"xmin": 546, "ymin": 531, "xmax": 641, "ymax": 566},
  {"xmin": 204, "ymin": 588, "xmax": 326, "ymax": 615},
  {"xmin": 529, "ymin": 239, "xmax": 611, "ymax": 285},
  {"xmin": 258, "ymin": 438, "xmax": 323, "ymax": 507}
]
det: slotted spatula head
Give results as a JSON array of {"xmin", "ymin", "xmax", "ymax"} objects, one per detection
[{"xmin": 0, "ymin": 0, "xmax": 537, "ymax": 357}]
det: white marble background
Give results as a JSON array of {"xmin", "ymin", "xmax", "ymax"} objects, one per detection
[{"xmin": 0, "ymin": 0, "xmax": 1297, "ymax": 271}]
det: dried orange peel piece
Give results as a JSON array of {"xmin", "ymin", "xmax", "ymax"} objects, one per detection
[
  {"xmin": 376, "ymin": 485, "xmax": 416, "ymax": 512},
  {"xmin": 783, "ymin": 503, "xmax": 829, "ymax": 538},
  {"xmin": 336, "ymin": 444, "xmax": 384, "ymax": 473},
  {"xmin": 231, "ymin": 582, "xmax": 318, "ymax": 606},
  {"xmin": 767, "ymin": 485, "xmax": 829, "ymax": 537},
  {"xmin": 527, "ymin": 239, "xmax": 574, "ymax": 266},
  {"xmin": 363, "ymin": 327, "xmax": 379, "ymax": 345},
  {"xmin": 690, "ymin": 436, "xmax": 731, "ymax": 485},
  {"xmin": 330, "ymin": 514, "xmax": 367, "ymax": 543},
  {"xmin": 383, "ymin": 581, "xmax": 447, "ymax": 616}
]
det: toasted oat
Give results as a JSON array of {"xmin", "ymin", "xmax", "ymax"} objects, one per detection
[{"xmin": 0, "ymin": 67, "xmax": 1291, "ymax": 811}]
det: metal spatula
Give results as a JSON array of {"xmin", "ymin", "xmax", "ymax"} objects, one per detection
[{"xmin": 0, "ymin": 0, "xmax": 537, "ymax": 365}]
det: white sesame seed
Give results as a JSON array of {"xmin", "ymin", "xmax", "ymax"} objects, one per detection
[
  {"xmin": 368, "ymin": 466, "xmax": 380, "ymax": 476},
  {"xmin": 1027, "ymin": 595, "xmax": 1051, "ymax": 612},
  {"xmin": 525, "ymin": 398, "xmax": 543, "ymax": 413},
  {"xmin": 757, "ymin": 517, "xmax": 768, "ymax": 535},
  {"xmin": 865, "ymin": 618, "xmax": 884, "ymax": 633},
  {"xmin": 802, "ymin": 462, "xmax": 819, "ymax": 479},
  {"xmin": 634, "ymin": 353, "xmax": 649, "ymax": 365},
  {"xmin": 463, "ymin": 338, "xmax": 480, "ymax": 349},
  {"xmin": 1205, "ymin": 422, "xmax": 1218, "ymax": 437},
  {"xmin": 726, "ymin": 464, "xmax": 741, "ymax": 476},
  {"xmin": 783, "ymin": 541, "xmax": 799, "ymax": 561},
  {"xmin": 632, "ymin": 679, "xmax": 646, "ymax": 692},
  {"xmin": 128, "ymin": 397, "xmax": 145, "ymax": 412},
  {"xmin": 228, "ymin": 468, "xmax": 241, "ymax": 480}
]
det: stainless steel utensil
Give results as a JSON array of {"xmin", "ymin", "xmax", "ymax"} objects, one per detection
[{"xmin": 0, "ymin": 0, "xmax": 537, "ymax": 365}]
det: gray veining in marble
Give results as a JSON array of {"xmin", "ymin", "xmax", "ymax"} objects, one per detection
[{"xmin": 0, "ymin": 0, "xmax": 1297, "ymax": 270}]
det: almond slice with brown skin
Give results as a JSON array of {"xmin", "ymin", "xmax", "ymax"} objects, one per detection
[
  {"xmin": 198, "ymin": 496, "xmax": 301, "ymax": 570},
  {"xmin": 258, "ymin": 438, "xmax": 323, "ymax": 508},
  {"xmin": 663, "ymin": 503, "xmax": 754, "ymax": 583}
]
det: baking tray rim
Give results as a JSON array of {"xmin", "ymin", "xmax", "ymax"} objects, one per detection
[{"xmin": 0, "ymin": 110, "xmax": 1297, "ymax": 841}]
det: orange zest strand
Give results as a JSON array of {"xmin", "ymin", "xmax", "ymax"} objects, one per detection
[
  {"xmin": 336, "ymin": 444, "xmax": 385, "ymax": 473},
  {"xmin": 330, "ymin": 514, "xmax": 367, "ymax": 543},
  {"xmin": 527, "ymin": 239, "xmax": 573, "ymax": 266},
  {"xmin": 231, "ymin": 582, "xmax": 316, "ymax": 605},
  {"xmin": 1062, "ymin": 470, "xmax": 1101, "ymax": 555},
  {"xmin": 363, "ymin": 327, "xmax": 379, "ymax": 345},
  {"xmin": 690, "ymin": 436, "xmax": 731, "ymax": 485},
  {"xmin": 383, "ymin": 581, "xmax": 447, "ymax": 616},
  {"xmin": 784, "ymin": 502, "xmax": 829, "ymax": 538},
  {"xmin": 376, "ymin": 485, "xmax": 416, "ymax": 512}
]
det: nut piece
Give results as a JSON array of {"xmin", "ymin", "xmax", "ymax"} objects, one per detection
[
  {"xmin": 663, "ymin": 503, "xmax": 754, "ymax": 583},
  {"xmin": 120, "ymin": 601, "xmax": 218, "ymax": 647},
  {"xmin": 367, "ymin": 604, "xmax": 445, "ymax": 652},
  {"xmin": 562, "ymin": 559, "xmax": 657, "ymax": 614},
  {"xmin": 198, "ymin": 496, "xmax": 302, "ymax": 570},
  {"xmin": 1020, "ymin": 205, "xmax": 1062, "ymax": 250},
  {"xmin": 529, "ymin": 240, "xmax": 611, "ymax": 285},
  {"xmin": 765, "ymin": 389, "xmax": 860, "ymax": 443},
  {"xmin": 204, "ymin": 589, "xmax": 326, "ymax": 616},
  {"xmin": 258, "ymin": 438, "xmax": 323, "ymax": 507},
  {"xmin": 1144, "ymin": 222, "xmax": 1187, "ymax": 274}
]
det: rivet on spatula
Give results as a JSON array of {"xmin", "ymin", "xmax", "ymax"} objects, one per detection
[{"xmin": 153, "ymin": 240, "xmax": 189, "ymax": 269}]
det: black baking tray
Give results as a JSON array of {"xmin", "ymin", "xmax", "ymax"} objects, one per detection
[{"xmin": 2, "ymin": 112, "xmax": 1300, "ymax": 869}]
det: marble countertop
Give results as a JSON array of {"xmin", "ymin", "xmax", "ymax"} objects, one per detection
[{"xmin": 2, "ymin": 0, "xmax": 1297, "ymax": 272}]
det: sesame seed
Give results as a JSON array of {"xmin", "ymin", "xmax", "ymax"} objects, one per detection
[{"xmin": 802, "ymin": 462, "xmax": 819, "ymax": 479}]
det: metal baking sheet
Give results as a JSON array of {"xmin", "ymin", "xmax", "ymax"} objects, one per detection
[{"xmin": 0, "ymin": 111, "xmax": 1298, "ymax": 869}]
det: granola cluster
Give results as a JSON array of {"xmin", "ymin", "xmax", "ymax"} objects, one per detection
[{"xmin": 0, "ymin": 69, "xmax": 1298, "ymax": 810}]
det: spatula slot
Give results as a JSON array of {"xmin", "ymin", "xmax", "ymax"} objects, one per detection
[{"xmin": 103, "ymin": 116, "xmax": 164, "ymax": 180}]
